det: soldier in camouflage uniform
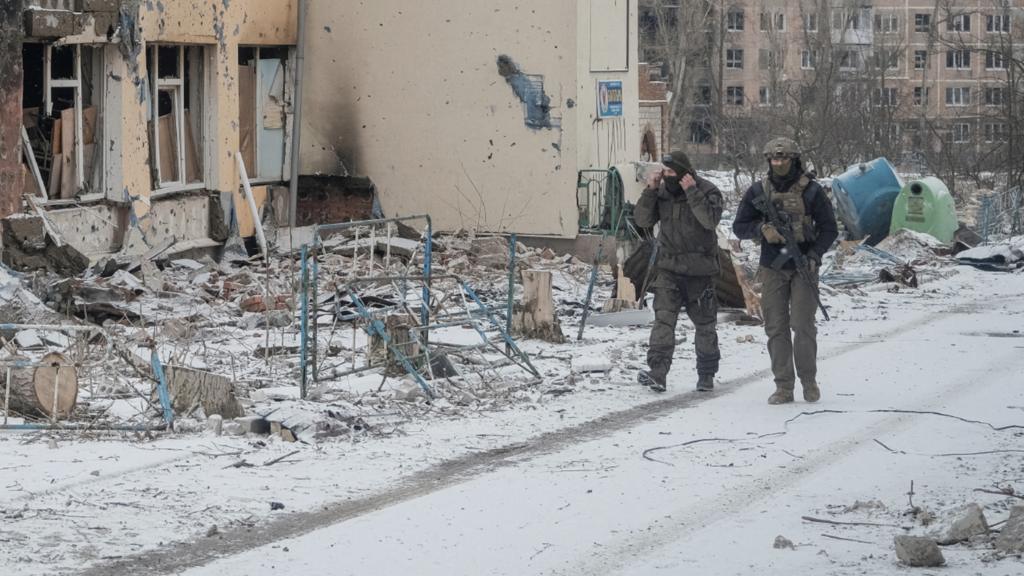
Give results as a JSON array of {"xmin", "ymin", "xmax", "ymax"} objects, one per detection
[
  {"xmin": 634, "ymin": 151, "xmax": 724, "ymax": 393},
  {"xmin": 732, "ymin": 138, "xmax": 838, "ymax": 404}
]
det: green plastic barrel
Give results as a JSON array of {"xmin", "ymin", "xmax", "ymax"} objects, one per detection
[{"xmin": 889, "ymin": 177, "xmax": 958, "ymax": 244}]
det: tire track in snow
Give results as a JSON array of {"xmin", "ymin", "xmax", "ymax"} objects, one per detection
[{"xmin": 79, "ymin": 299, "xmax": 1020, "ymax": 576}]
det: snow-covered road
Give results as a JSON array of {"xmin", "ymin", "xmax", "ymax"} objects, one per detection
[{"xmin": 171, "ymin": 286, "xmax": 1024, "ymax": 576}]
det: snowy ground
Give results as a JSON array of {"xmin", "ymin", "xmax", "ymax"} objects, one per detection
[{"xmin": 3, "ymin": 265, "xmax": 1024, "ymax": 575}]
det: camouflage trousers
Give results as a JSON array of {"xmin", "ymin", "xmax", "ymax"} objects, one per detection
[
  {"xmin": 646, "ymin": 272, "xmax": 720, "ymax": 380},
  {"xmin": 759, "ymin": 266, "xmax": 819, "ymax": 390}
]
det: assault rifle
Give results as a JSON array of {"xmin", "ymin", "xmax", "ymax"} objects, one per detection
[{"xmin": 753, "ymin": 193, "xmax": 830, "ymax": 321}]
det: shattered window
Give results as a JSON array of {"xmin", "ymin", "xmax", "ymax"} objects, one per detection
[{"xmin": 147, "ymin": 45, "xmax": 206, "ymax": 189}]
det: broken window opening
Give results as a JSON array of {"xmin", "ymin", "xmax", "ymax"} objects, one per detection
[
  {"xmin": 147, "ymin": 44, "xmax": 205, "ymax": 190},
  {"xmin": 239, "ymin": 45, "xmax": 291, "ymax": 182},
  {"xmin": 23, "ymin": 44, "xmax": 102, "ymax": 201}
]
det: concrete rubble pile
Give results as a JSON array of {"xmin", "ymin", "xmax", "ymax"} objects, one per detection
[{"xmin": 0, "ymin": 222, "xmax": 619, "ymax": 442}]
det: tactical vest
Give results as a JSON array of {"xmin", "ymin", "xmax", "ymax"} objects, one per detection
[{"xmin": 762, "ymin": 174, "xmax": 816, "ymax": 243}]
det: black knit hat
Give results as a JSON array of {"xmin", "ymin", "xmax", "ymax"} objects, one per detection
[{"xmin": 661, "ymin": 151, "xmax": 694, "ymax": 176}]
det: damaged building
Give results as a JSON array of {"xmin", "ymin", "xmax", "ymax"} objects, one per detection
[{"xmin": 1, "ymin": 0, "xmax": 642, "ymax": 267}]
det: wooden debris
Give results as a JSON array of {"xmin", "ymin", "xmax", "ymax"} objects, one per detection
[
  {"xmin": 3, "ymin": 352, "xmax": 78, "ymax": 419},
  {"xmin": 159, "ymin": 365, "xmax": 244, "ymax": 419}
]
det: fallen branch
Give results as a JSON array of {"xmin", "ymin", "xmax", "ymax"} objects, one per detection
[
  {"xmin": 821, "ymin": 533, "xmax": 875, "ymax": 545},
  {"xmin": 973, "ymin": 488, "xmax": 1024, "ymax": 500},
  {"xmin": 801, "ymin": 516, "xmax": 901, "ymax": 528},
  {"xmin": 223, "ymin": 459, "xmax": 254, "ymax": 469},
  {"xmin": 873, "ymin": 439, "xmax": 902, "ymax": 454},
  {"xmin": 263, "ymin": 450, "xmax": 301, "ymax": 467}
]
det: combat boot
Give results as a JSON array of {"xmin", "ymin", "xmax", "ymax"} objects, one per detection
[
  {"xmin": 638, "ymin": 370, "xmax": 667, "ymax": 393},
  {"xmin": 802, "ymin": 381, "xmax": 821, "ymax": 403},
  {"xmin": 767, "ymin": 388, "xmax": 794, "ymax": 405},
  {"xmin": 696, "ymin": 374, "xmax": 714, "ymax": 392}
]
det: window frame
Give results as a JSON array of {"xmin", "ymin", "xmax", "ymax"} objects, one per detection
[
  {"xmin": 914, "ymin": 13, "xmax": 931, "ymax": 33},
  {"xmin": 725, "ymin": 85, "xmax": 745, "ymax": 106},
  {"xmin": 726, "ymin": 48, "xmax": 745, "ymax": 69},
  {"xmin": 945, "ymin": 86, "xmax": 971, "ymax": 106},
  {"xmin": 984, "ymin": 122, "xmax": 1007, "ymax": 143},
  {"xmin": 874, "ymin": 13, "xmax": 900, "ymax": 33},
  {"xmin": 984, "ymin": 86, "xmax": 1006, "ymax": 106},
  {"xmin": 986, "ymin": 14, "xmax": 1010, "ymax": 33},
  {"xmin": 913, "ymin": 86, "xmax": 930, "ymax": 106},
  {"xmin": 945, "ymin": 49, "xmax": 971, "ymax": 70},
  {"xmin": 726, "ymin": 8, "xmax": 745, "ymax": 32},
  {"xmin": 913, "ymin": 50, "xmax": 928, "ymax": 70},
  {"xmin": 947, "ymin": 13, "xmax": 971, "ymax": 32},
  {"xmin": 985, "ymin": 50, "xmax": 1008, "ymax": 70},
  {"xmin": 801, "ymin": 49, "xmax": 816, "ymax": 70},
  {"xmin": 951, "ymin": 122, "xmax": 971, "ymax": 143}
]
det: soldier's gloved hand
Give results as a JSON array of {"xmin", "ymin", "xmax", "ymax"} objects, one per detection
[
  {"xmin": 806, "ymin": 251, "xmax": 821, "ymax": 274},
  {"xmin": 761, "ymin": 223, "xmax": 785, "ymax": 244},
  {"xmin": 680, "ymin": 173, "xmax": 697, "ymax": 192}
]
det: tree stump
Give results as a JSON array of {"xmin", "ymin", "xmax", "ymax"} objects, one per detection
[
  {"xmin": 160, "ymin": 365, "xmax": 245, "ymax": 419},
  {"xmin": 3, "ymin": 352, "xmax": 78, "ymax": 419},
  {"xmin": 512, "ymin": 270, "xmax": 565, "ymax": 343},
  {"xmin": 368, "ymin": 314, "xmax": 421, "ymax": 376}
]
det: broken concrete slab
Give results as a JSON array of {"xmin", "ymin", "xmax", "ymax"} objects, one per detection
[
  {"xmin": 931, "ymin": 503, "xmax": 989, "ymax": 545},
  {"xmin": 2, "ymin": 215, "xmax": 90, "ymax": 276},
  {"xmin": 393, "ymin": 379, "xmax": 427, "ymax": 402},
  {"xmin": 894, "ymin": 535, "xmax": 945, "ymax": 567},
  {"xmin": 206, "ymin": 414, "xmax": 223, "ymax": 436},
  {"xmin": 24, "ymin": 9, "xmax": 80, "ymax": 38},
  {"xmin": 234, "ymin": 416, "xmax": 271, "ymax": 435},
  {"xmin": 995, "ymin": 505, "xmax": 1024, "ymax": 554}
]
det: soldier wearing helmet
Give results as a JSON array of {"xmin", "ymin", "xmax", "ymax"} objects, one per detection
[
  {"xmin": 732, "ymin": 137, "xmax": 838, "ymax": 405},
  {"xmin": 633, "ymin": 150, "xmax": 724, "ymax": 393}
]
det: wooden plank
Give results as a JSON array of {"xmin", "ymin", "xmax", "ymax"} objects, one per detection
[
  {"xmin": 232, "ymin": 185, "xmax": 267, "ymax": 237},
  {"xmin": 60, "ymin": 108, "xmax": 76, "ymax": 198},
  {"xmin": 238, "ymin": 63, "xmax": 257, "ymax": 177},
  {"xmin": 82, "ymin": 106, "xmax": 97, "ymax": 144},
  {"xmin": 184, "ymin": 109, "xmax": 200, "ymax": 183},
  {"xmin": 158, "ymin": 113, "xmax": 179, "ymax": 183}
]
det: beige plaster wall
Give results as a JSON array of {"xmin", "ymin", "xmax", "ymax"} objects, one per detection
[
  {"xmin": 301, "ymin": 0, "xmax": 589, "ymax": 237},
  {"xmin": 575, "ymin": 0, "xmax": 640, "ymax": 172},
  {"xmin": 102, "ymin": 0, "xmax": 295, "ymax": 249}
]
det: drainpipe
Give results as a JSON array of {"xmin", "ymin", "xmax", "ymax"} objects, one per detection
[{"xmin": 288, "ymin": 0, "xmax": 308, "ymax": 228}]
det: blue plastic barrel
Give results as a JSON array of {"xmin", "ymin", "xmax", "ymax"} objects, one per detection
[{"xmin": 830, "ymin": 158, "xmax": 904, "ymax": 245}]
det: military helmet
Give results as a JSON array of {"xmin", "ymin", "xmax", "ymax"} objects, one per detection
[{"xmin": 763, "ymin": 137, "xmax": 801, "ymax": 159}]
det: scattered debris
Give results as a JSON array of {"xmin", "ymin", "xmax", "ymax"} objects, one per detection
[
  {"xmin": 773, "ymin": 535, "xmax": 795, "ymax": 550},
  {"xmin": 894, "ymin": 535, "xmax": 945, "ymax": 567}
]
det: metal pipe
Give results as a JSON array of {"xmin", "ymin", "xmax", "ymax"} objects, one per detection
[
  {"xmin": 299, "ymin": 245, "xmax": 310, "ymax": 398},
  {"xmin": 0, "ymin": 423, "xmax": 168, "ymax": 432},
  {"xmin": 288, "ymin": 0, "xmax": 308, "ymax": 228},
  {"xmin": 505, "ymin": 233, "xmax": 517, "ymax": 353},
  {"xmin": 236, "ymin": 152, "xmax": 268, "ymax": 261},
  {"xmin": 149, "ymin": 350, "xmax": 174, "ymax": 427}
]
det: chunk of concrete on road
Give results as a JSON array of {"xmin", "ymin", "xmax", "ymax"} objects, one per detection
[
  {"xmin": 931, "ymin": 502, "xmax": 989, "ymax": 545},
  {"xmin": 234, "ymin": 416, "xmax": 271, "ymax": 435},
  {"xmin": 894, "ymin": 535, "xmax": 945, "ymax": 567},
  {"xmin": 393, "ymin": 379, "xmax": 428, "ymax": 402},
  {"xmin": 995, "ymin": 505, "xmax": 1024, "ymax": 554}
]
